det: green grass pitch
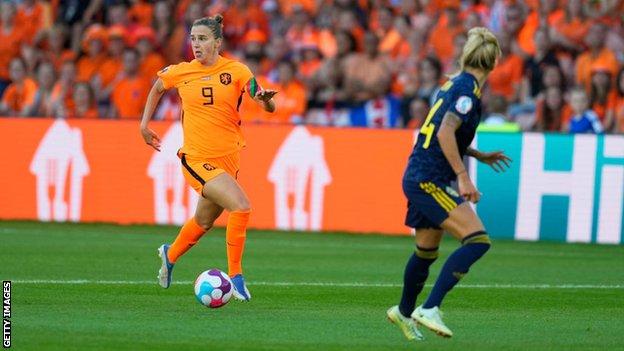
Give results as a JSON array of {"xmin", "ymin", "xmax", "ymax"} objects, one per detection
[{"xmin": 2, "ymin": 221, "xmax": 623, "ymax": 350}]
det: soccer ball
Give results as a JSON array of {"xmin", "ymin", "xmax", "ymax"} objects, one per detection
[{"xmin": 194, "ymin": 269, "xmax": 233, "ymax": 308}]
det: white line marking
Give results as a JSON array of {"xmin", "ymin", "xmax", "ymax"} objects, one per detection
[{"xmin": 9, "ymin": 280, "xmax": 624, "ymax": 289}]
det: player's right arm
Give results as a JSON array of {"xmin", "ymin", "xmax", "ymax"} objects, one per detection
[
  {"xmin": 437, "ymin": 112, "xmax": 480, "ymax": 203},
  {"xmin": 140, "ymin": 78, "xmax": 167, "ymax": 152}
]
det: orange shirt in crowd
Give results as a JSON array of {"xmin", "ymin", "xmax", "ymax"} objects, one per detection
[
  {"xmin": 46, "ymin": 50, "xmax": 76, "ymax": 72},
  {"xmin": 553, "ymin": 17, "xmax": 592, "ymax": 47},
  {"xmin": 379, "ymin": 29, "xmax": 408, "ymax": 57},
  {"xmin": 591, "ymin": 90, "xmax": 618, "ymax": 123},
  {"xmin": 0, "ymin": 25, "xmax": 24, "ymax": 81},
  {"xmin": 157, "ymin": 57, "xmax": 255, "ymax": 158},
  {"xmin": 223, "ymin": 3, "xmax": 269, "ymax": 45},
  {"xmin": 77, "ymin": 54, "xmax": 108, "ymax": 82},
  {"xmin": 99, "ymin": 57, "xmax": 123, "ymax": 88},
  {"xmin": 488, "ymin": 54, "xmax": 524, "ymax": 101},
  {"xmin": 111, "ymin": 75, "xmax": 151, "ymax": 119},
  {"xmin": 140, "ymin": 52, "xmax": 167, "ymax": 80},
  {"xmin": 278, "ymin": 0, "xmax": 317, "ymax": 16},
  {"xmin": 50, "ymin": 82, "xmax": 75, "ymax": 113},
  {"xmin": 269, "ymin": 81, "xmax": 306, "ymax": 124},
  {"xmin": 299, "ymin": 59, "xmax": 322, "ymax": 80},
  {"xmin": 129, "ymin": 1, "xmax": 153, "ymax": 27},
  {"xmin": 1, "ymin": 78, "xmax": 38, "ymax": 113},
  {"xmin": 15, "ymin": 2, "xmax": 48, "ymax": 43},
  {"xmin": 427, "ymin": 22, "xmax": 464, "ymax": 63},
  {"xmin": 575, "ymin": 48, "xmax": 619, "ymax": 90}
]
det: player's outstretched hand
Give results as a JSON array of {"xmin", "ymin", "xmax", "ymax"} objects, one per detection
[
  {"xmin": 476, "ymin": 150, "xmax": 512, "ymax": 173},
  {"xmin": 254, "ymin": 89, "xmax": 278, "ymax": 102},
  {"xmin": 141, "ymin": 127, "xmax": 161, "ymax": 152},
  {"xmin": 457, "ymin": 173, "xmax": 481, "ymax": 203}
]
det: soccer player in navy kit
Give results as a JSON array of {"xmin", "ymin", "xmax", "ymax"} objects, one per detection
[{"xmin": 387, "ymin": 27, "xmax": 512, "ymax": 341}]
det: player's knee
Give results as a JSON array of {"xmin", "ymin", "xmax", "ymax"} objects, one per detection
[
  {"xmin": 230, "ymin": 198, "xmax": 251, "ymax": 212},
  {"xmin": 415, "ymin": 246, "xmax": 439, "ymax": 261},
  {"xmin": 461, "ymin": 231, "xmax": 491, "ymax": 253},
  {"xmin": 195, "ymin": 217, "xmax": 215, "ymax": 231}
]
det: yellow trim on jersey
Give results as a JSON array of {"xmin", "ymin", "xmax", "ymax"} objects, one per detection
[
  {"xmin": 419, "ymin": 182, "xmax": 457, "ymax": 212},
  {"xmin": 473, "ymin": 81, "xmax": 482, "ymax": 98}
]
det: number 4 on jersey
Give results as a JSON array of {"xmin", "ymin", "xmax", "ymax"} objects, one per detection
[{"xmin": 419, "ymin": 98, "xmax": 443, "ymax": 149}]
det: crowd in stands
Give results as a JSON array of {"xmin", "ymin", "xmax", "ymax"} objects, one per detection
[{"xmin": 0, "ymin": 0, "xmax": 623, "ymax": 133}]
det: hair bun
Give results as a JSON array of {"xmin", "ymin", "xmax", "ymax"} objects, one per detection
[{"xmin": 213, "ymin": 14, "xmax": 224, "ymax": 24}]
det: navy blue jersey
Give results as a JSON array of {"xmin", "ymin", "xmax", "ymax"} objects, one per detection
[{"xmin": 404, "ymin": 71, "xmax": 482, "ymax": 183}]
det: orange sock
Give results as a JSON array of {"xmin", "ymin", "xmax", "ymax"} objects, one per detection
[
  {"xmin": 226, "ymin": 210, "xmax": 250, "ymax": 276},
  {"xmin": 167, "ymin": 217, "xmax": 205, "ymax": 263}
]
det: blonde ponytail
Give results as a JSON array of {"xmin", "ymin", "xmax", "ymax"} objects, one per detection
[{"xmin": 460, "ymin": 27, "xmax": 501, "ymax": 72}]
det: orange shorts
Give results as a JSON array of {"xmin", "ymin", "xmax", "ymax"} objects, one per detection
[{"xmin": 178, "ymin": 150, "xmax": 240, "ymax": 194}]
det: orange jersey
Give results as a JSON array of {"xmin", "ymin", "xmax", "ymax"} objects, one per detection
[
  {"xmin": 1, "ymin": 78, "xmax": 38, "ymax": 113},
  {"xmin": 158, "ymin": 57, "xmax": 255, "ymax": 158}
]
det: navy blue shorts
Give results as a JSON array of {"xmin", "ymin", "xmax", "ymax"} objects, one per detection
[{"xmin": 403, "ymin": 179, "xmax": 464, "ymax": 229}]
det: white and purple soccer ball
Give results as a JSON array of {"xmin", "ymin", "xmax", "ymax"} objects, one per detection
[{"xmin": 194, "ymin": 269, "xmax": 233, "ymax": 308}]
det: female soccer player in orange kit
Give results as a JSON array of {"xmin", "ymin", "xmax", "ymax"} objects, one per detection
[{"xmin": 139, "ymin": 15, "xmax": 277, "ymax": 301}]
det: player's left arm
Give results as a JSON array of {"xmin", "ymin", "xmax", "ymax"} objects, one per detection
[{"xmin": 245, "ymin": 77, "xmax": 277, "ymax": 113}]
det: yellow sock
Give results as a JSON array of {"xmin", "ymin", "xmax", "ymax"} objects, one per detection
[
  {"xmin": 167, "ymin": 217, "xmax": 205, "ymax": 263},
  {"xmin": 226, "ymin": 210, "xmax": 250, "ymax": 276}
]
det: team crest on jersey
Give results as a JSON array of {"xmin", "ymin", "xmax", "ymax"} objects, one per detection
[
  {"xmin": 203, "ymin": 163, "xmax": 216, "ymax": 171},
  {"xmin": 455, "ymin": 96, "xmax": 473, "ymax": 114},
  {"xmin": 220, "ymin": 73, "xmax": 232, "ymax": 85},
  {"xmin": 445, "ymin": 186, "xmax": 459, "ymax": 198}
]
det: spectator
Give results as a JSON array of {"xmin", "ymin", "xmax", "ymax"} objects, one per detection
[
  {"xmin": 165, "ymin": 0, "xmax": 204, "ymax": 64},
  {"xmin": 43, "ymin": 24, "xmax": 76, "ymax": 72},
  {"xmin": 343, "ymin": 32, "xmax": 392, "ymax": 103},
  {"xmin": 49, "ymin": 60, "xmax": 77, "ymax": 118},
  {"xmin": 134, "ymin": 26, "xmax": 166, "ymax": 80},
  {"xmin": 77, "ymin": 24, "xmax": 108, "ymax": 82},
  {"xmin": 110, "ymin": 48, "xmax": 150, "ymax": 119},
  {"xmin": 24, "ymin": 61, "xmax": 56, "ymax": 117},
  {"xmin": 575, "ymin": 23, "xmax": 619, "ymax": 91},
  {"xmin": 0, "ymin": 58, "xmax": 38, "ymax": 116},
  {"xmin": 269, "ymin": 60, "xmax": 307, "ymax": 124},
  {"xmin": 405, "ymin": 97, "xmax": 429, "ymax": 129},
  {"xmin": 310, "ymin": 30, "xmax": 355, "ymax": 108},
  {"xmin": 56, "ymin": 0, "xmax": 103, "ymax": 53},
  {"xmin": 427, "ymin": 0, "xmax": 464, "ymax": 64},
  {"xmin": 589, "ymin": 65, "xmax": 617, "ymax": 131},
  {"xmin": 16, "ymin": 0, "xmax": 49, "ymax": 46},
  {"xmin": 533, "ymin": 87, "xmax": 569, "ymax": 132},
  {"xmin": 551, "ymin": 0, "xmax": 590, "ymax": 52},
  {"xmin": 488, "ymin": 30, "xmax": 523, "ymax": 103},
  {"xmin": 0, "ymin": 1, "xmax": 24, "ymax": 97},
  {"xmin": 416, "ymin": 56, "xmax": 443, "ymax": 105},
  {"xmin": 285, "ymin": 5, "xmax": 319, "ymax": 53},
  {"xmin": 97, "ymin": 25, "xmax": 128, "ymax": 98},
  {"xmin": 523, "ymin": 27, "xmax": 560, "ymax": 100},
  {"xmin": 128, "ymin": 0, "xmax": 153, "ymax": 27},
  {"xmin": 565, "ymin": 87, "xmax": 603, "ymax": 134},
  {"xmin": 69, "ymin": 82, "xmax": 98, "ymax": 118},
  {"xmin": 152, "ymin": 0, "xmax": 175, "ymax": 48}
]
